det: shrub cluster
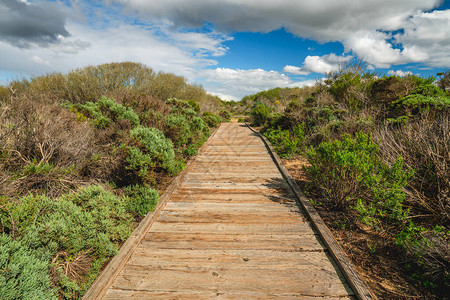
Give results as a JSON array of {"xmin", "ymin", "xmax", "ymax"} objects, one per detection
[
  {"xmin": 244, "ymin": 61, "xmax": 449, "ymax": 295},
  {"xmin": 0, "ymin": 186, "xmax": 135, "ymax": 298},
  {"xmin": 0, "ymin": 62, "xmax": 222, "ymax": 298}
]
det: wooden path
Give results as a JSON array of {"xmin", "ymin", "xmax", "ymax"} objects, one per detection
[{"xmin": 85, "ymin": 123, "xmax": 366, "ymax": 299}]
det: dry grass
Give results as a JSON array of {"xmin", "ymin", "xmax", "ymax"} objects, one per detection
[{"xmin": 374, "ymin": 110, "xmax": 449, "ymax": 225}]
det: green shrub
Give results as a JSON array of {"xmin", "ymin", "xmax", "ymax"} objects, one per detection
[
  {"xmin": 264, "ymin": 123, "xmax": 305, "ymax": 158},
  {"xmin": 165, "ymin": 113, "xmax": 192, "ymax": 147},
  {"xmin": 0, "ymin": 234, "xmax": 56, "ymax": 300},
  {"xmin": 166, "ymin": 98, "xmax": 197, "ymax": 117},
  {"xmin": 124, "ymin": 146, "xmax": 156, "ymax": 181},
  {"xmin": 38, "ymin": 185, "xmax": 134, "ymax": 296},
  {"xmin": 184, "ymin": 99, "xmax": 200, "ymax": 113},
  {"xmin": 69, "ymin": 97, "xmax": 140, "ymax": 128},
  {"xmin": 306, "ymin": 132, "xmax": 412, "ymax": 226},
  {"xmin": 72, "ymin": 102, "xmax": 110, "ymax": 128},
  {"xmin": 391, "ymin": 84, "xmax": 450, "ymax": 119},
  {"xmin": 0, "ymin": 194, "xmax": 54, "ymax": 237},
  {"xmin": 395, "ymin": 224, "xmax": 450, "ymax": 293},
  {"xmin": 22, "ymin": 161, "xmax": 55, "ymax": 176},
  {"xmin": 164, "ymin": 112, "xmax": 208, "ymax": 155},
  {"xmin": 43, "ymin": 185, "xmax": 133, "ymax": 256},
  {"xmin": 218, "ymin": 110, "xmax": 231, "ymax": 122},
  {"xmin": 202, "ymin": 111, "xmax": 222, "ymax": 127},
  {"xmin": 97, "ymin": 96, "xmax": 140, "ymax": 127},
  {"xmin": 124, "ymin": 184, "xmax": 159, "ymax": 217},
  {"xmin": 251, "ymin": 103, "xmax": 272, "ymax": 126},
  {"xmin": 128, "ymin": 126, "xmax": 180, "ymax": 176}
]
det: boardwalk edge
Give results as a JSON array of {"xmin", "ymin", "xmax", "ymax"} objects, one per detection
[
  {"xmin": 82, "ymin": 124, "xmax": 222, "ymax": 300},
  {"xmin": 246, "ymin": 123, "xmax": 374, "ymax": 300}
]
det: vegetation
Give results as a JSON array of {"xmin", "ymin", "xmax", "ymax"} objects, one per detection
[
  {"xmin": 245, "ymin": 63, "xmax": 449, "ymax": 298},
  {"xmin": 0, "ymin": 62, "xmax": 223, "ymax": 299}
]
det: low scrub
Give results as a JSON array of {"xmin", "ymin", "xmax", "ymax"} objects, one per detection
[
  {"xmin": 0, "ymin": 234, "xmax": 56, "ymax": 300},
  {"xmin": 0, "ymin": 185, "xmax": 135, "ymax": 298},
  {"xmin": 306, "ymin": 132, "xmax": 412, "ymax": 226},
  {"xmin": 124, "ymin": 184, "xmax": 159, "ymax": 217},
  {"xmin": 0, "ymin": 62, "xmax": 221, "ymax": 298},
  {"xmin": 264, "ymin": 123, "xmax": 305, "ymax": 158},
  {"xmin": 242, "ymin": 64, "xmax": 449, "ymax": 296}
]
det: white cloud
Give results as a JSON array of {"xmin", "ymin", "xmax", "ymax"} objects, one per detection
[
  {"xmin": 112, "ymin": 0, "xmax": 439, "ymax": 40},
  {"xmin": 0, "ymin": 21, "xmax": 230, "ymax": 81},
  {"xmin": 283, "ymin": 65, "xmax": 308, "ymax": 75},
  {"xmin": 395, "ymin": 9, "xmax": 450, "ymax": 67},
  {"xmin": 197, "ymin": 68, "xmax": 317, "ymax": 101},
  {"xmin": 284, "ymin": 54, "xmax": 351, "ymax": 75},
  {"xmin": 387, "ymin": 70, "xmax": 413, "ymax": 77},
  {"xmin": 111, "ymin": 0, "xmax": 450, "ymax": 68}
]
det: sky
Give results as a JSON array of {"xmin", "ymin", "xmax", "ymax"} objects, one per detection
[{"xmin": 1, "ymin": 0, "xmax": 450, "ymax": 101}]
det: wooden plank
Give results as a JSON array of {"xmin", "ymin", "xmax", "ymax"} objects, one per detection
[
  {"xmin": 139, "ymin": 232, "xmax": 323, "ymax": 251},
  {"xmin": 112, "ymin": 267, "xmax": 353, "ymax": 297},
  {"xmin": 164, "ymin": 202, "xmax": 300, "ymax": 212},
  {"xmin": 157, "ymin": 210, "xmax": 305, "ymax": 223},
  {"xmin": 173, "ymin": 188, "xmax": 291, "ymax": 195},
  {"xmin": 104, "ymin": 289, "xmax": 355, "ymax": 300},
  {"xmin": 149, "ymin": 221, "xmax": 313, "ymax": 234},
  {"xmin": 129, "ymin": 248, "xmax": 336, "ymax": 271},
  {"xmin": 169, "ymin": 193, "xmax": 295, "ymax": 203}
]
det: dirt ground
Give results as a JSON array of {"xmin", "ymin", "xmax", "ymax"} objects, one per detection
[{"xmin": 282, "ymin": 157, "xmax": 435, "ymax": 300}]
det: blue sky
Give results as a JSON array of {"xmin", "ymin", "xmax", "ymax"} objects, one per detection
[{"xmin": 1, "ymin": 0, "xmax": 449, "ymax": 100}]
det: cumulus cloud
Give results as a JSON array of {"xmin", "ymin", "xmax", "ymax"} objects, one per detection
[
  {"xmin": 395, "ymin": 9, "xmax": 450, "ymax": 67},
  {"xmin": 0, "ymin": 0, "xmax": 69, "ymax": 47},
  {"xmin": 111, "ymin": 0, "xmax": 450, "ymax": 68},
  {"xmin": 111, "ymin": 0, "xmax": 439, "ymax": 39},
  {"xmin": 387, "ymin": 70, "xmax": 413, "ymax": 77},
  {"xmin": 283, "ymin": 54, "xmax": 352, "ymax": 75},
  {"xmin": 197, "ymin": 68, "xmax": 317, "ymax": 100},
  {"xmin": 0, "ymin": 21, "xmax": 226, "ymax": 80},
  {"xmin": 157, "ymin": 25, "xmax": 232, "ymax": 57}
]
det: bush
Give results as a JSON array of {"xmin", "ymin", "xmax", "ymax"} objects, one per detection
[
  {"xmin": 391, "ymin": 84, "xmax": 450, "ymax": 119},
  {"xmin": 0, "ymin": 234, "xmax": 56, "ymax": 300},
  {"xmin": 124, "ymin": 184, "xmax": 159, "ymax": 217},
  {"xmin": 251, "ymin": 103, "xmax": 272, "ymax": 126},
  {"xmin": 374, "ymin": 111, "xmax": 449, "ymax": 225},
  {"xmin": 264, "ymin": 123, "xmax": 305, "ymax": 158},
  {"xmin": 0, "ymin": 185, "xmax": 134, "ymax": 298},
  {"xmin": 202, "ymin": 111, "xmax": 222, "ymax": 127},
  {"xmin": 0, "ymin": 194, "xmax": 54, "ymax": 237},
  {"xmin": 165, "ymin": 113, "xmax": 192, "ymax": 147},
  {"xmin": 306, "ymin": 132, "xmax": 412, "ymax": 226},
  {"xmin": 218, "ymin": 110, "xmax": 231, "ymax": 122},
  {"xmin": 41, "ymin": 186, "xmax": 134, "ymax": 296},
  {"xmin": 395, "ymin": 224, "xmax": 449, "ymax": 293},
  {"xmin": 326, "ymin": 64, "xmax": 375, "ymax": 110},
  {"xmin": 70, "ymin": 97, "xmax": 140, "ymax": 129},
  {"xmin": 43, "ymin": 186, "xmax": 133, "ymax": 257},
  {"xmin": 97, "ymin": 97, "xmax": 140, "ymax": 127},
  {"xmin": 127, "ymin": 126, "xmax": 180, "ymax": 177}
]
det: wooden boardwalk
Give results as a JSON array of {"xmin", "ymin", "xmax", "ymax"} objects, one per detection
[{"xmin": 86, "ymin": 123, "xmax": 360, "ymax": 299}]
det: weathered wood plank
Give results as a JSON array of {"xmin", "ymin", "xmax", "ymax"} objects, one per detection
[
  {"xmin": 164, "ymin": 202, "xmax": 300, "ymax": 212},
  {"xmin": 104, "ymin": 289, "xmax": 355, "ymax": 300},
  {"xmin": 157, "ymin": 210, "xmax": 305, "ymax": 223},
  {"xmin": 129, "ymin": 248, "xmax": 336, "ymax": 271},
  {"xmin": 140, "ymin": 232, "xmax": 323, "ymax": 251},
  {"xmin": 112, "ymin": 267, "xmax": 353, "ymax": 297}
]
